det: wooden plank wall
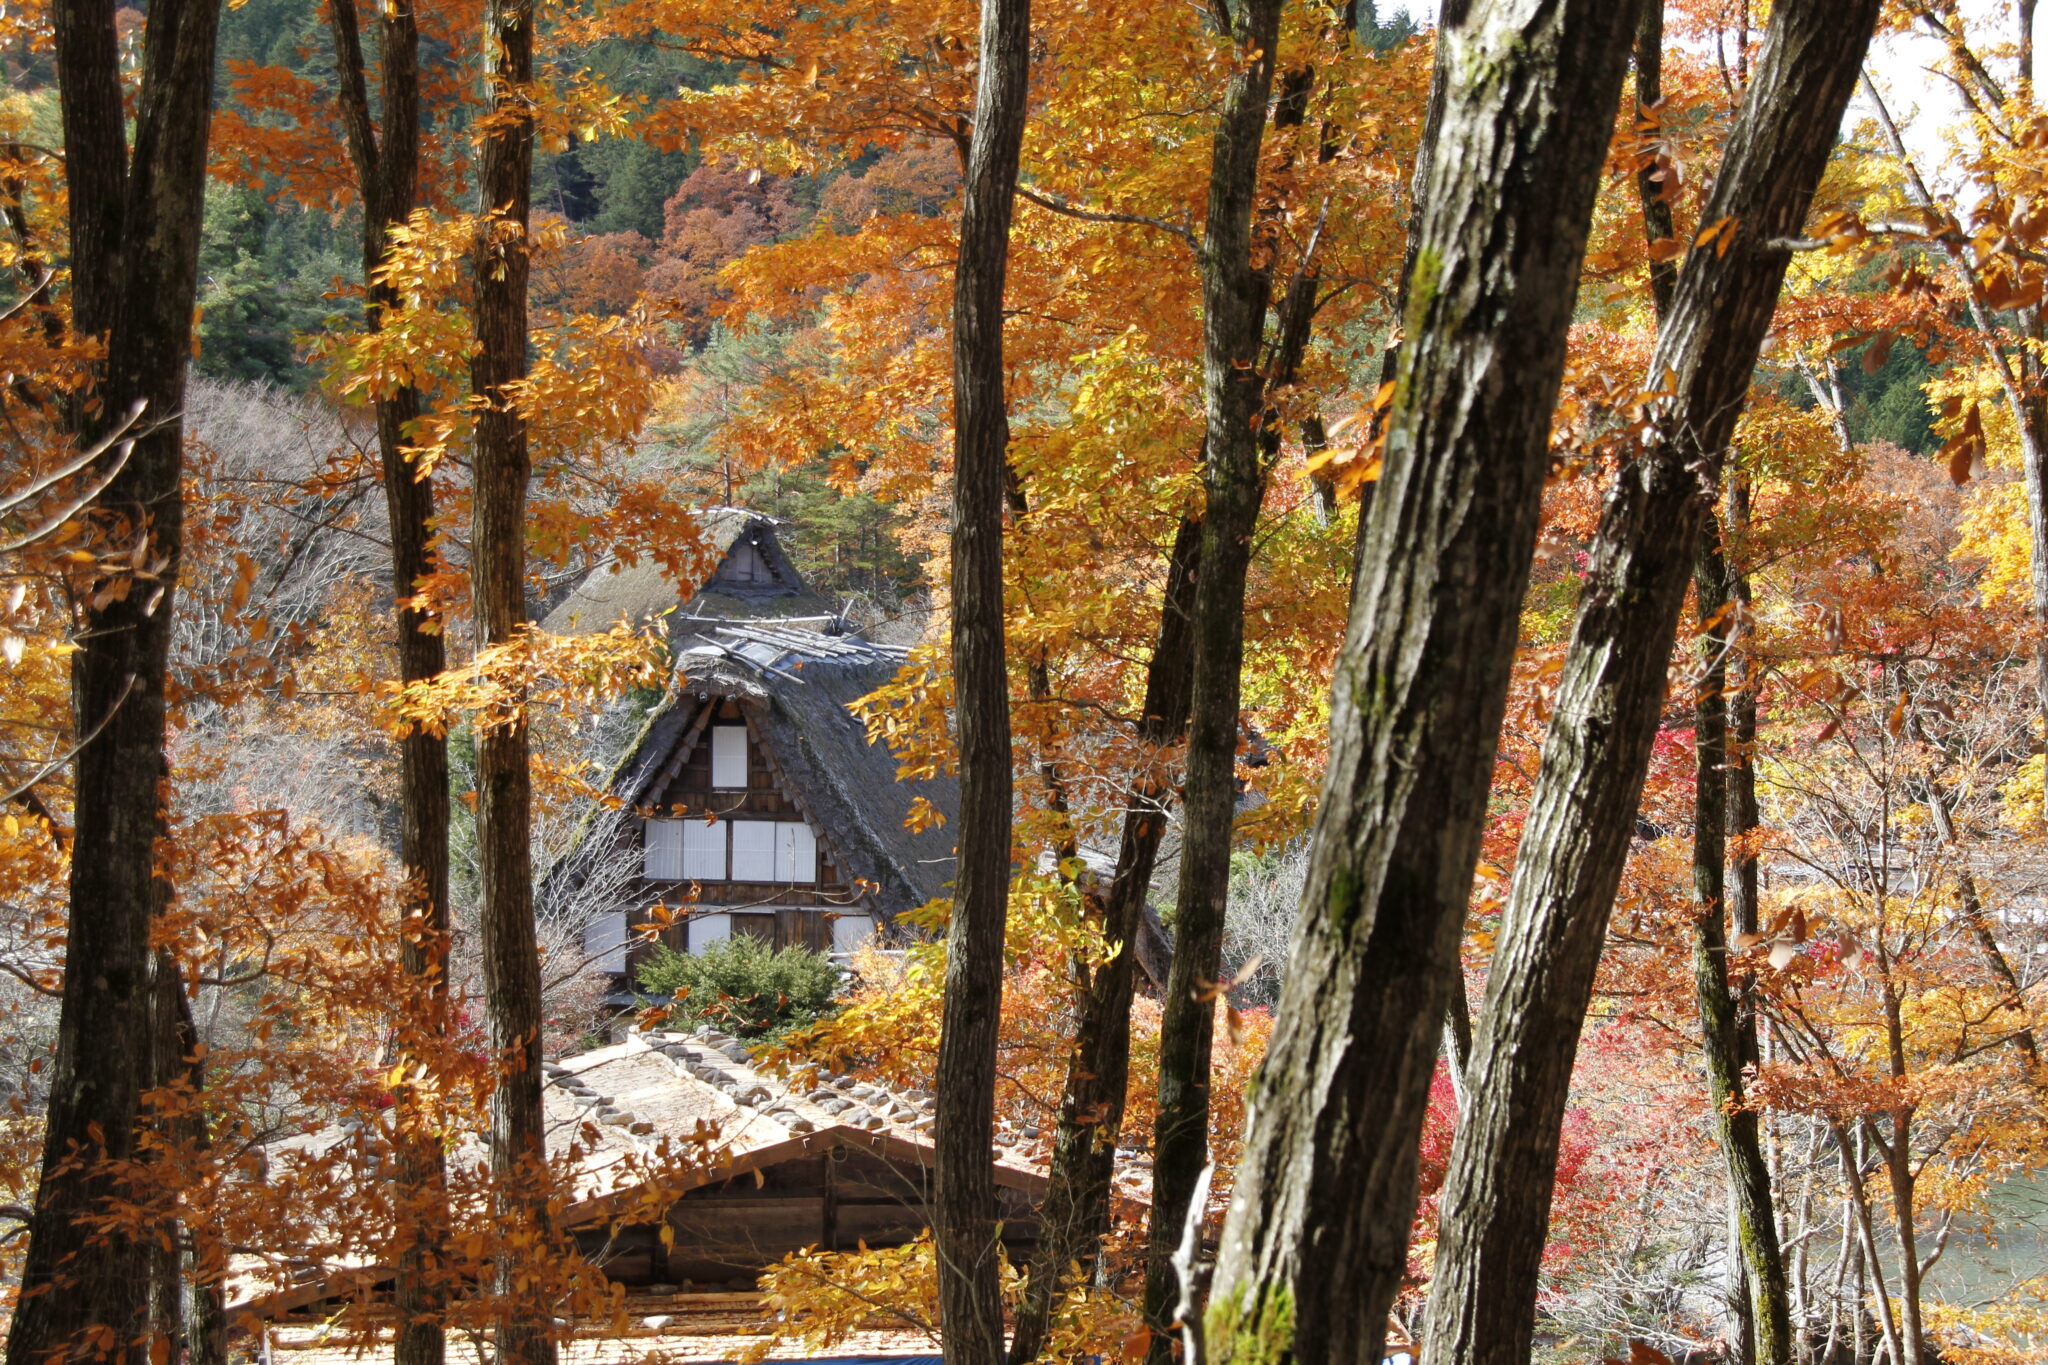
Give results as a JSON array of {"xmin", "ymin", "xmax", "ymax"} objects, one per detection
[{"xmin": 573, "ymin": 1147, "xmax": 1041, "ymax": 1288}]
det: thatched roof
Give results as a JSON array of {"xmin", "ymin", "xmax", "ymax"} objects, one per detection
[
  {"xmin": 542, "ymin": 508, "xmax": 833, "ymax": 644},
  {"xmin": 615, "ymin": 624, "xmax": 960, "ymax": 920}
]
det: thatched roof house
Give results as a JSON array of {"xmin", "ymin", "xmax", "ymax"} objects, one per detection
[
  {"xmin": 579, "ymin": 622, "xmax": 959, "ymax": 976},
  {"xmin": 543, "ymin": 510, "xmax": 957, "ymax": 979}
]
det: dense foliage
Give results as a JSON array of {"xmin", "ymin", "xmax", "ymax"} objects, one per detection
[
  {"xmin": 637, "ymin": 935, "xmax": 842, "ymax": 1039},
  {"xmin": 2, "ymin": 0, "xmax": 2047, "ymax": 1363}
]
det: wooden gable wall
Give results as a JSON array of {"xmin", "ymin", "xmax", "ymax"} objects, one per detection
[
  {"xmin": 629, "ymin": 694, "xmax": 863, "ymax": 960},
  {"xmin": 571, "ymin": 1144, "xmax": 1040, "ymax": 1288}
]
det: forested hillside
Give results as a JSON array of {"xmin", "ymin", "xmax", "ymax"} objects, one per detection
[{"xmin": 1, "ymin": 1, "xmax": 2045, "ymax": 1364}]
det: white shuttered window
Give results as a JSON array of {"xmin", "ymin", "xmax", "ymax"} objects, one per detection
[
  {"xmin": 682, "ymin": 818, "xmax": 727, "ymax": 880},
  {"xmin": 778, "ymin": 821, "xmax": 818, "ymax": 883},
  {"xmin": 730, "ymin": 821, "xmax": 777, "ymax": 881},
  {"xmin": 728, "ymin": 821, "xmax": 818, "ymax": 883},
  {"xmin": 584, "ymin": 911, "xmax": 628, "ymax": 973},
  {"xmin": 710, "ymin": 725, "xmax": 748, "ymax": 789},
  {"xmin": 643, "ymin": 819, "xmax": 683, "ymax": 880},
  {"xmin": 830, "ymin": 914, "xmax": 875, "ymax": 953}
]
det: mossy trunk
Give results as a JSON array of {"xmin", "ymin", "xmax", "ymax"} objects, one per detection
[
  {"xmin": 1140, "ymin": 5, "xmax": 1289, "ymax": 1351},
  {"xmin": 1206, "ymin": 4, "xmax": 1644, "ymax": 1360},
  {"xmin": 1414, "ymin": 8, "xmax": 1875, "ymax": 1365},
  {"xmin": 1694, "ymin": 522, "xmax": 1794, "ymax": 1365}
]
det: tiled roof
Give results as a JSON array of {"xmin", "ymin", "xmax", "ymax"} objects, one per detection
[
  {"xmin": 229, "ymin": 1027, "xmax": 1077, "ymax": 1327},
  {"xmin": 548, "ymin": 1028, "xmax": 1053, "ymax": 1225}
]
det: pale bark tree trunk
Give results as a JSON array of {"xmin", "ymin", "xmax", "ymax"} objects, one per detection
[
  {"xmin": 1207, "ymin": 4, "xmax": 1642, "ymax": 1360},
  {"xmin": 1833, "ymin": 1124, "xmax": 1903, "ymax": 1365},
  {"xmin": 1872, "ymin": 984, "xmax": 1929, "ymax": 1365},
  {"xmin": 933, "ymin": 0, "xmax": 1028, "ymax": 1359},
  {"xmin": 1882, "ymin": 1117, "xmax": 1928, "ymax": 1365},
  {"xmin": 1140, "ymin": 3, "xmax": 1288, "ymax": 1354},
  {"xmin": 1007, "ymin": 514, "xmax": 1200, "ymax": 1365},
  {"xmin": 6, "ymin": 2, "xmax": 222, "ymax": 1360},
  {"xmin": 1414, "ymin": 8, "xmax": 1875, "ymax": 1365},
  {"xmin": 470, "ymin": 1, "xmax": 554, "ymax": 1361},
  {"xmin": 327, "ymin": 8, "xmax": 449, "ymax": 1362}
]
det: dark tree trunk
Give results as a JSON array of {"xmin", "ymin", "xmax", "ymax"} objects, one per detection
[
  {"xmin": 1634, "ymin": 1, "xmax": 1678, "ymax": 318},
  {"xmin": 1727, "ymin": 474, "xmax": 1760, "ymax": 940},
  {"xmin": 469, "ymin": 1, "xmax": 553, "ymax": 1361},
  {"xmin": 933, "ymin": 0, "xmax": 1028, "ymax": 1359},
  {"xmin": 1695, "ymin": 519, "xmax": 1793, "ymax": 1365},
  {"xmin": 150, "ymin": 960, "xmax": 226, "ymax": 1365},
  {"xmin": 1206, "ymin": 3, "xmax": 1641, "ymax": 1360},
  {"xmin": 1006, "ymin": 514, "xmax": 1201, "ymax": 1365},
  {"xmin": 327, "ymin": 7, "xmax": 448, "ymax": 1362},
  {"xmin": 148, "ymin": 955, "xmax": 187, "ymax": 1353},
  {"xmin": 6, "ymin": 2, "xmax": 222, "ymax": 1360},
  {"xmin": 1413, "ymin": 8, "xmax": 1875, "ymax": 1365},
  {"xmin": 1141, "ymin": 4, "xmax": 1287, "ymax": 1354}
]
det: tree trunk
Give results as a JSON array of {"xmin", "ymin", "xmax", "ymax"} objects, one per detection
[
  {"xmin": 1695, "ymin": 518, "xmax": 1795, "ymax": 1365},
  {"xmin": 1634, "ymin": 0, "xmax": 1678, "ymax": 318},
  {"xmin": 152, "ymin": 960, "xmax": 228, "ymax": 1365},
  {"xmin": 1413, "ymin": 9, "xmax": 1875, "ymax": 1365},
  {"xmin": 1726, "ymin": 474, "xmax": 1760, "ymax": 938},
  {"xmin": 1139, "ymin": 4, "xmax": 1287, "ymax": 1354},
  {"xmin": 6, "ymin": 2, "xmax": 222, "ymax": 1360},
  {"xmin": 335, "ymin": 7, "xmax": 449, "ymax": 1359},
  {"xmin": 1879, "ymin": 1110, "xmax": 1926, "ymax": 1365},
  {"xmin": 1726, "ymin": 472, "xmax": 1778, "ymax": 1361},
  {"xmin": 1861, "ymin": 72, "xmax": 2048, "ymax": 787},
  {"xmin": 1006, "ymin": 514, "xmax": 1201, "ymax": 1365},
  {"xmin": 148, "ymin": 954, "xmax": 188, "ymax": 1356},
  {"xmin": 1206, "ymin": 3, "xmax": 1641, "ymax": 1359},
  {"xmin": 470, "ymin": 1, "xmax": 553, "ymax": 1361},
  {"xmin": 1833, "ymin": 1123, "xmax": 1903, "ymax": 1365},
  {"xmin": 327, "ymin": 8, "xmax": 449, "ymax": 1362},
  {"xmin": 933, "ymin": 0, "xmax": 1028, "ymax": 1359}
]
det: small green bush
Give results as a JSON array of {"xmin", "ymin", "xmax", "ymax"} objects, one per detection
[{"xmin": 636, "ymin": 935, "xmax": 841, "ymax": 1039}]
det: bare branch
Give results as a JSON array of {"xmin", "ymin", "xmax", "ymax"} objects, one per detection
[{"xmin": 1015, "ymin": 185, "xmax": 1198, "ymax": 248}]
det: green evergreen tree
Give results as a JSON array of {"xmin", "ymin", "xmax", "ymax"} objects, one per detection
[
  {"xmin": 1842, "ymin": 338, "xmax": 1937, "ymax": 455},
  {"xmin": 195, "ymin": 183, "xmax": 355, "ymax": 388},
  {"xmin": 637, "ymin": 936, "xmax": 840, "ymax": 1040},
  {"xmin": 588, "ymin": 139, "xmax": 696, "ymax": 240}
]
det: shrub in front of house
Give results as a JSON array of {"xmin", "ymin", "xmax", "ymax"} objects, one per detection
[{"xmin": 636, "ymin": 935, "xmax": 841, "ymax": 1040}]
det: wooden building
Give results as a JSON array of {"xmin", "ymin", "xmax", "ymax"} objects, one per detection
[
  {"xmin": 229, "ymin": 1031, "xmax": 1070, "ymax": 1342},
  {"xmin": 545, "ymin": 510, "xmax": 960, "ymax": 980},
  {"xmin": 569, "ymin": 622, "xmax": 960, "ymax": 978},
  {"xmin": 548, "ymin": 1033, "xmax": 1048, "ymax": 1285}
]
